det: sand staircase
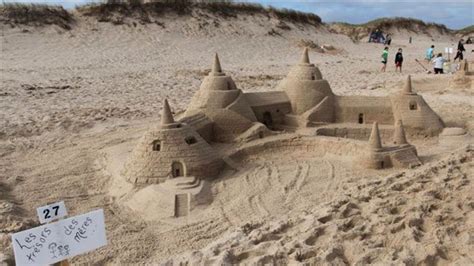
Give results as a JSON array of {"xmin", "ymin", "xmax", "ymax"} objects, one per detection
[
  {"xmin": 391, "ymin": 148, "xmax": 421, "ymax": 168},
  {"xmin": 174, "ymin": 193, "xmax": 189, "ymax": 217}
]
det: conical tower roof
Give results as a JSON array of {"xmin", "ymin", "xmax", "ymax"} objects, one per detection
[
  {"xmin": 393, "ymin": 120, "xmax": 409, "ymax": 146},
  {"xmin": 368, "ymin": 122, "xmax": 383, "ymax": 151},
  {"xmin": 403, "ymin": 75, "xmax": 416, "ymax": 95},
  {"xmin": 300, "ymin": 47, "xmax": 311, "ymax": 65},
  {"xmin": 160, "ymin": 99, "xmax": 179, "ymax": 129},
  {"xmin": 210, "ymin": 53, "xmax": 224, "ymax": 76}
]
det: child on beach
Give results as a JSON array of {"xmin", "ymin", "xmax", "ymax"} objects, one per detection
[
  {"xmin": 431, "ymin": 53, "xmax": 446, "ymax": 74},
  {"xmin": 381, "ymin": 47, "xmax": 389, "ymax": 72},
  {"xmin": 395, "ymin": 48, "xmax": 403, "ymax": 73},
  {"xmin": 425, "ymin": 45, "xmax": 435, "ymax": 61}
]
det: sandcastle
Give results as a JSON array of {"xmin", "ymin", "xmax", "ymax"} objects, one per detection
[
  {"xmin": 451, "ymin": 59, "xmax": 474, "ymax": 89},
  {"xmin": 120, "ymin": 48, "xmax": 445, "ymax": 217}
]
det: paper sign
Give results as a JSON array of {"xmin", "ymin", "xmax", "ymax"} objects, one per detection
[
  {"xmin": 449, "ymin": 48, "xmax": 453, "ymax": 54},
  {"xmin": 445, "ymin": 47, "xmax": 449, "ymax": 53},
  {"xmin": 36, "ymin": 201, "xmax": 67, "ymax": 224},
  {"xmin": 12, "ymin": 209, "xmax": 107, "ymax": 265}
]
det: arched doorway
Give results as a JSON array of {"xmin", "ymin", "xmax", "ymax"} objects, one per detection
[
  {"xmin": 171, "ymin": 162, "xmax": 185, "ymax": 178},
  {"xmin": 263, "ymin": 111, "xmax": 274, "ymax": 130},
  {"xmin": 358, "ymin": 113, "xmax": 364, "ymax": 124}
]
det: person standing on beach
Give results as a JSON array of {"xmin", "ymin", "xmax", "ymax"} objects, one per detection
[
  {"xmin": 381, "ymin": 46, "xmax": 389, "ymax": 72},
  {"xmin": 431, "ymin": 53, "xmax": 446, "ymax": 74},
  {"xmin": 454, "ymin": 39, "xmax": 465, "ymax": 62},
  {"xmin": 395, "ymin": 48, "xmax": 403, "ymax": 73},
  {"xmin": 385, "ymin": 34, "xmax": 392, "ymax": 45},
  {"xmin": 425, "ymin": 45, "xmax": 435, "ymax": 61}
]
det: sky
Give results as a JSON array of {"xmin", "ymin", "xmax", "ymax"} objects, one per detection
[{"xmin": 2, "ymin": 0, "xmax": 473, "ymax": 29}]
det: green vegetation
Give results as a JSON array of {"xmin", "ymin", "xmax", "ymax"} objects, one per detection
[
  {"xmin": 77, "ymin": 0, "xmax": 322, "ymax": 26},
  {"xmin": 0, "ymin": 3, "xmax": 75, "ymax": 30},
  {"xmin": 456, "ymin": 25, "xmax": 474, "ymax": 35}
]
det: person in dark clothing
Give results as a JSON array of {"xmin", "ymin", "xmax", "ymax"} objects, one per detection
[
  {"xmin": 385, "ymin": 34, "xmax": 392, "ymax": 45},
  {"xmin": 454, "ymin": 39, "xmax": 465, "ymax": 61},
  {"xmin": 395, "ymin": 48, "xmax": 403, "ymax": 73}
]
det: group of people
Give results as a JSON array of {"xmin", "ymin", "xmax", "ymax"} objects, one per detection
[
  {"xmin": 424, "ymin": 39, "xmax": 466, "ymax": 74},
  {"xmin": 369, "ymin": 29, "xmax": 392, "ymax": 45},
  {"xmin": 380, "ymin": 38, "xmax": 467, "ymax": 74},
  {"xmin": 380, "ymin": 46, "xmax": 403, "ymax": 72}
]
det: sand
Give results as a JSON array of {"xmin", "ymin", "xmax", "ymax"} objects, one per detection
[{"xmin": 0, "ymin": 10, "xmax": 473, "ymax": 264}]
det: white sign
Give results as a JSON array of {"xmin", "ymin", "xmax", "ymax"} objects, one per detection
[
  {"xmin": 36, "ymin": 201, "xmax": 67, "ymax": 224},
  {"xmin": 449, "ymin": 47, "xmax": 453, "ymax": 54},
  {"xmin": 445, "ymin": 47, "xmax": 454, "ymax": 54},
  {"xmin": 12, "ymin": 209, "xmax": 107, "ymax": 265}
]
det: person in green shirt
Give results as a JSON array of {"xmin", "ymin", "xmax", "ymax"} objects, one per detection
[{"xmin": 381, "ymin": 46, "xmax": 389, "ymax": 72}]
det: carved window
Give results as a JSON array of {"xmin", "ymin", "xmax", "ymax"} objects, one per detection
[
  {"xmin": 152, "ymin": 140, "xmax": 161, "ymax": 151},
  {"xmin": 358, "ymin": 113, "xmax": 364, "ymax": 124},
  {"xmin": 185, "ymin": 136, "xmax": 197, "ymax": 145},
  {"xmin": 409, "ymin": 101, "xmax": 418, "ymax": 110}
]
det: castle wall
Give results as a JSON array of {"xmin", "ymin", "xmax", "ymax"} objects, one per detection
[
  {"xmin": 229, "ymin": 135, "xmax": 365, "ymax": 162},
  {"xmin": 316, "ymin": 125, "xmax": 394, "ymax": 142},
  {"xmin": 251, "ymin": 103, "xmax": 292, "ymax": 127},
  {"xmin": 334, "ymin": 96, "xmax": 394, "ymax": 125},
  {"xmin": 244, "ymin": 91, "xmax": 292, "ymax": 128}
]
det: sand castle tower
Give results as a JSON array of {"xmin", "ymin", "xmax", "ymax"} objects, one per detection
[
  {"xmin": 451, "ymin": 59, "xmax": 473, "ymax": 89},
  {"xmin": 123, "ymin": 99, "xmax": 224, "ymax": 184},
  {"xmin": 186, "ymin": 53, "xmax": 258, "ymax": 142},
  {"xmin": 360, "ymin": 122, "xmax": 387, "ymax": 169},
  {"xmin": 390, "ymin": 75, "xmax": 444, "ymax": 135},
  {"xmin": 276, "ymin": 48, "xmax": 335, "ymax": 122},
  {"xmin": 393, "ymin": 120, "xmax": 409, "ymax": 146},
  {"xmin": 368, "ymin": 122, "xmax": 383, "ymax": 151}
]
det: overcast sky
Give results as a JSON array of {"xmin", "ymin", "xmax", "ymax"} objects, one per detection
[{"xmin": 2, "ymin": 0, "xmax": 473, "ymax": 29}]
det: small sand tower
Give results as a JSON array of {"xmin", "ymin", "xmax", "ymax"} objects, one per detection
[
  {"xmin": 393, "ymin": 120, "xmax": 409, "ymax": 146},
  {"xmin": 123, "ymin": 99, "xmax": 224, "ymax": 184},
  {"xmin": 277, "ymin": 48, "xmax": 335, "ymax": 121},
  {"xmin": 360, "ymin": 122, "xmax": 386, "ymax": 169},
  {"xmin": 390, "ymin": 75, "xmax": 444, "ymax": 135},
  {"xmin": 358, "ymin": 121, "xmax": 421, "ymax": 169}
]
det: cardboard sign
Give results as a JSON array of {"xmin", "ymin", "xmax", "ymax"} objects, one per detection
[
  {"xmin": 36, "ymin": 201, "xmax": 67, "ymax": 224},
  {"xmin": 12, "ymin": 209, "xmax": 107, "ymax": 265}
]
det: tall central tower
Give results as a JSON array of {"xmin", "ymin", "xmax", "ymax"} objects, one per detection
[{"xmin": 277, "ymin": 48, "xmax": 335, "ymax": 121}]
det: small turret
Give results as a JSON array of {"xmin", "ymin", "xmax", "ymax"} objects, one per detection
[
  {"xmin": 390, "ymin": 74, "xmax": 444, "ymax": 135},
  {"xmin": 300, "ymin": 47, "xmax": 311, "ymax": 65},
  {"xmin": 211, "ymin": 53, "xmax": 224, "ymax": 76},
  {"xmin": 161, "ymin": 99, "xmax": 179, "ymax": 129},
  {"xmin": 403, "ymin": 75, "xmax": 415, "ymax": 95},
  {"xmin": 368, "ymin": 122, "xmax": 383, "ymax": 151},
  {"xmin": 393, "ymin": 120, "xmax": 409, "ymax": 146}
]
